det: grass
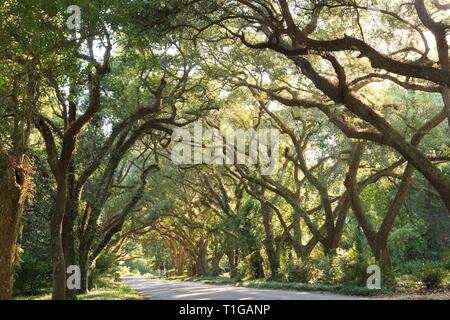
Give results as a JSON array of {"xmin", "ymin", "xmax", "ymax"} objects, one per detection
[
  {"xmin": 173, "ymin": 272, "xmax": 450, "ymax": 297},
  {"xmin": 162, "ymin": 275, "xmax": 189, "ymax": 281},
  {"xmin": 15, "ymin": 289, "xmax": 52, "ymax": 300},
  {"xmin": 241, "ymin": 280, "xmax": 389, "ymax": 296},
  {"xmin": 15, "ymin": 279, "xmax": 142, "ymax": 300},
  {"xmin": 162, "ymin": 275, "xmax": 389, "ymax": 296}
]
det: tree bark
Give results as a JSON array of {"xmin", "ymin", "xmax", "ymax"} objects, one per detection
[
  {"xmin": 51, "ymin": 170, "xmax": 68, "ymax": 300},
  {"xmin": 211, "ymin": 251, "xmax": 223, "ymax": 276},
  {"xmin": 261, "ymin": 201, "xmax": 279, "ymax": 278},
  {"xmin": 196, "ymin": 239, "xmax": 209, "ymax": 275},
  {"xmin": 78, "ymin": 248, "xmax": 89, "ymax": 294},
  {"xmin": 0, "ymin": 151, "xmax": 31, "ymax": 300},
  {"xmin": 63, "ymin": 160, "xmax": 79, "ymax": 299},
  {"xmin": 414, "ymin": 0, "xmax": 450, "ymax": 129},
  {"xmin": 226, "ymin": 250, "xmax": 238, "ymax": 278}
]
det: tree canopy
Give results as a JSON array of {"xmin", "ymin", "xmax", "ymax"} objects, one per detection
[{"xmin": 0, "ymin": 0, "xmax": 449, "ymax": 300}]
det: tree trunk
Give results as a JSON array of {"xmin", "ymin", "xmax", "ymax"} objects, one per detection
[
  {"xmin": 51, "ymin": 171, "xmax": 68, "ymax": 300},
  {"xmin": 211, "ymin": 251, "xmax": 223, "ymax": 276},
  {"xmin": 63, "ymin": 160, "xmax": 79, "ymax": 300},
  {"xmin": 292, "ymin": 208, "xmax": 306, "ymax": 259},
  {"xmin": 261, "ymin": 202, "xmax": 279, "ymax": 278},
  {"xmin": 250, "ymin": 250, "xmax": 265, "ymax": 279},
  {"xmin": 226, "ymin": 251, "xmax": 237, "ymax": 278},
  {"xmin": 78, "ymin": 249, "xmax": 89, "ymax": 294},
  {"xmin": 78, "ymin": 203, "xmax": 103, "ymax": 293},
  {"xmin": 196, "ymin": 239, "xmax": 209, "ymax": 275},
  {"xmin": 377, "ymin": 244, "xmax": 392, "ymax": 271},
  {"xmin": 0, "ymin": 152, "xmax": 31, "ymax": 300},
  {"xmin": 88, "ymin": 273, "xmax": 94, "ymax": 290},
  {"xmin": 320, "ymin": 196, "xmax": 352, "ymax": 255},
  {"xmin": 174, "ymin": 251, "xmax": 187, "ymax": 276}
]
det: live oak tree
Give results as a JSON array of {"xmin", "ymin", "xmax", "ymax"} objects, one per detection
[
  {"xmin": 15, "ymin": 0, "xmax": 208, "ymax": 299},
  {"xmin": 75, "ymin": 55, "xmax": 210, "ymax": 292},
  {"xmin": 75, "ymin": 0, "xmax": 450, "ymax": 287},
  {"xmin": 3, "ymin": 0, "xmax": 449, "ymax": 298},
  {"xmin": 150, "ymin": 0, "xmax": 450, "ymax": 211},
  {"xmin": 0, "ymin": 0, "xmax": 71, "ymax": 299}
]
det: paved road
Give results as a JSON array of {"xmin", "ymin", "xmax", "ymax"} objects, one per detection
[{"xmin": 121, "ymin": 276, "xmax": 362, "ymax": 300}]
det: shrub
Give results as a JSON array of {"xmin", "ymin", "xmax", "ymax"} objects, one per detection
[
  {"xmin": 249, "ymin": 251, "xmax": 264, "ymax": 279},
  {"xmin": 338, "ymin": 252, "xmax": 373, "ymax": 287},
  {"xmin": 165, "ymin": 269, "xmax": 177, "ymax": 278},
  {"xmin": 236, "ymin": 252, "xmax": 265, "ymax": 280},
  {"xmin": 381, "ymin": 270, "xmax": 398, "ymax": 289},
  {"xmin": 113, "ymin": 266, "xmax": 131, "ymax": 280},
  {"xmin": 389, "ymin": 220, "xmax": 429, "ymax": 263},
  {"xmin": 130, "ymin": 269, "xmax": 142, "ymax": 276},
  {"xmin": 396, "ymin": 260, "xmax": 426, "ymax": 275},
  {"xmin": 442, "ymin": 250, "xmax": 450, "ymax": 271},
  {"xmin": 91, "ymin": 254, "xmax": 120, "ymax": 287},
  {"xmin": 280, "ymin": 260, "xmax": 318, "ymax": 283},
  {"xmin": 340, "ymin": 260, "xmax": 397, "ymax": 289},
  {"xmin": 315, "ymin": 255, "xmax": 342, "ymax": 284},
  {"xmin": 340, "ymin": 261, "xmax": 370, "ymax": 287},
  {"xmin": 125, "ymin": 258, "xmax": 150, "ymax": 275},
  {"xmin": 414, "ymin": 263, "xmax": 448, "ymax": 289},
  {"xmin": 235, "ymin": 259, "xmax": 248, "ymax": 280},
  {"xmin": 14, "ymin": 253, "xmax": 52, "ymax": 294}
]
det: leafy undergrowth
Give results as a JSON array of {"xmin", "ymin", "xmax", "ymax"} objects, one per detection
[
  {"xmin": 162, "ymin": 275, "xmax": 189, "ymax": 281},
  {"xmin": 78, "ymin": 282, "xmax": 142, "ymax": 300},
  {"xmin": 239, "ymin": 280, "xmax": 388, "ymax": 296},
  {"xmin": 174, "ymin": 274, "xmax": 450, "ymax": 298},
  {"xmin": 380, "ymin": 287, "xmax": 450, "ymax": 300},
  {"xmin": 15, "ymin": 280, "xmax": 142, "ymax": 300},
  {"xmin": 167, "ymin": 275, "xmax": 389, "ymax": 296},
  {"xmin": 15, "ymin": 289, "xmax": 52, "ymax": 300}
]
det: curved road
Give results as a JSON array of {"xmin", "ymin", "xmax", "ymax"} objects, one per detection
[{"xmin": 121, "ymin": 276, "xmax": 362, "ymax": 300}]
